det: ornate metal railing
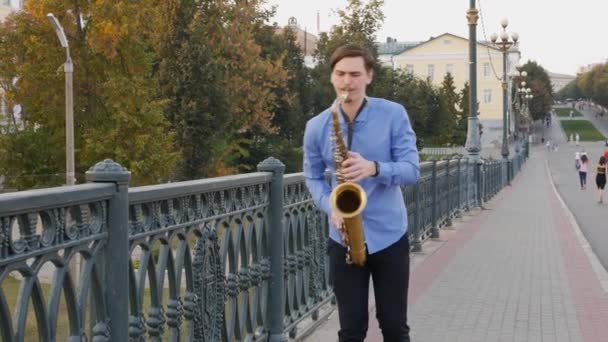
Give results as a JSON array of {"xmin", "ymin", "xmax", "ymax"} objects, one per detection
[{"xmin": 0, "ymin": 146, "xmax": 528, "ymax": 341}]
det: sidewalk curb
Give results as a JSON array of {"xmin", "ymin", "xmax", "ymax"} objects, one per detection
[{"xmin": 545, "ymin": 158, "xmax": 608, "ymax": 293}]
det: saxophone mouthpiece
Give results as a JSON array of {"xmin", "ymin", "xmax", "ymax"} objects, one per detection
[{"xmin": 339, "ymin": 92, "xmax": 349, "ymax": 102}]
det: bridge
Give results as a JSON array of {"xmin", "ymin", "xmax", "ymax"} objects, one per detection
[
  {"xmin": 0, "ymin": 136, "xmax": 530, "ymax": 341},
  {"xmin": 4, "ymin": 118, "xmax": 607, "ymax": 341}
]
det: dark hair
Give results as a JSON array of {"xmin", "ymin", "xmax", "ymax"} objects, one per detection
[
  {"xmin": 600, "ymin": 156, "xmax": 606, "ymax": 165},
  {"xmin": 330, "ymin": 44, "xmax": 374, "ymax": 71},
  {"xmin": 581, "ymin": 154, "xmax": 588, "ymax": 163}
]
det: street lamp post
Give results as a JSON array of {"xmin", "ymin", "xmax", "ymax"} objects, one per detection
[
  {"xmin": 465, "ymin": 0, "xmax": 481, "ymax": 162},
  {"xmin": 490, "ymin": 19, "xmax": 519, "ymax": 160},
  {"xmin": 47, "ymin": 13, "xmax": 75, "ymax": 186},
  {"xmin": 509, "ymin": 67, "xmax": 527, "ymax": 152},
  {"xmin": 465, "ymin": 0, "xmax": 483, "ymax": 208}
]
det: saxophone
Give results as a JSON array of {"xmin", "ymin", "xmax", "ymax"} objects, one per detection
[{"xmin": 329, "ymin": 93, "xmax": 368, "ymax": 266}]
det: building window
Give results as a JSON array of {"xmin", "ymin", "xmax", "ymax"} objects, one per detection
[
  {"xmin": 405, "ymin": 64, "xmax": 414, "ymax": 75},
  {"xmin": 483, "ymin": 63, "xmax": 491, "ymax": 78},
  {"xmin": 427, "ymin": 64, "xmax": 434, "ymax": 81},
  {"xmin": 446, "ymin": 64, "xmax": 454, "ymax": 76},
  {"xmin": 483, "ymin": 89, "xmax": 492, "ymax": 104}
]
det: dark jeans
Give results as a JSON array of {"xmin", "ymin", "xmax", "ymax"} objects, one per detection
[
  {"xmin": 328, "ymin": 233, "xmax": 410, "ymax": 342},
  {"xmin": 579, "ymin": 171, "xmax": 587, "ymax": 188}
]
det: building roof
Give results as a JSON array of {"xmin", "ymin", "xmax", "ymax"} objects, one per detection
[
  {"xmin": 377, "ymin": 32, "xmax": 504, "ymax": 56},
  {"xmin": 548, "ymin": 71, "xmax": 575, "ymax": 79},
  {"xmin": 376, "ymin": 40, "xmax": 421, "ymax": 55}
]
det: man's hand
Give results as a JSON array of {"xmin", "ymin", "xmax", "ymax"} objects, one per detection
[
  {"xmin": 330, "ymin": 211, "xmax": 345, "ymax": 232},
  {"xmin": 341, "ymin": 152, "xmax": 376, "ymax": 182}
]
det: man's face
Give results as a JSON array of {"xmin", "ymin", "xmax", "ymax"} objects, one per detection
[{"xmin": 331, "ymin": 56, "xmax": 373, "ymax": 104}]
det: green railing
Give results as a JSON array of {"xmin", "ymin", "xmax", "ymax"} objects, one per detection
[{"xmin": 0, "ymin": 144, "xmax": 528, "ymax": 341}]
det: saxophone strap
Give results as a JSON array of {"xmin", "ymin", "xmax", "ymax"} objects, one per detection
[{"xmin": 339, "ymin": 98, "xmax": 367, "ymax": 149}]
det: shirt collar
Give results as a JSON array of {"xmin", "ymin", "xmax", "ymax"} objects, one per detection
[{"xmin": 339, "ymin": 97, "xmax": 370, "ymax": 124}]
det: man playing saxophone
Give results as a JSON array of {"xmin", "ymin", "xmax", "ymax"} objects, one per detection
[{"xmin": 303, "ymin": 44, "xmax": 420, "ymax": 342}]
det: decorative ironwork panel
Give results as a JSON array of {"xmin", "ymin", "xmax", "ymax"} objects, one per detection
[
  {"xmin": 281, "ymin": 178, "xmax": 332, "ymax": 336},
  {"xmin": 127, "ymin": 178, "xmax": 271, "ymax": 341},
  {"xmin": 0, "ymin": 197, "xmax": 111, "ymax": 342}
]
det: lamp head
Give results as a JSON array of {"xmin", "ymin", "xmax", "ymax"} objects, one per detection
[
  {"xmin": 511, "ymin": 32, "xmax": 519, "ymax": 43},
  {"xmin": 47, "ymin": 13, "xmax": 69, "ymax": 48}
]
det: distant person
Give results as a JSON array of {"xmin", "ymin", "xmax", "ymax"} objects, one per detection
[
  {"xmin": 595, "ymin": 156, "xmax": 607, "ymax": 203},
  {"xmin": 575, "ymin": 133, "xmax": 580, "ymax": 146},
  {"xmin": 570, "ymin": 110, "xmax": 573, "ymax": 118},
  {"xmin": 579, "ymin": 154, "xmax": 589, "ymax": 190},
  {"xmin": 575, "ymin": 151, "xmax": 581, "ymax": 171}
]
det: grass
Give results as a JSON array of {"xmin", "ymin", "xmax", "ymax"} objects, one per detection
[
  {"xmin": 560, "ymin": 120, "xmax": 606, "ymax": 141},
  {"xmin": 2, "ymin": 273, "xmax": 176, "ymax": 340},
  {"xmin": 555, "ymin": 107, "xmax": 583, "ymax": 117}
]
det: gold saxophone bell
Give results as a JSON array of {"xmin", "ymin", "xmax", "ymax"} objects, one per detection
[
  {"xmin": 329, "ymin": 92, "xmax": 368, "ymax": 266},
  {"xmin": 329, "ymin": 182, "xmax": 368, "ymax": 266}
]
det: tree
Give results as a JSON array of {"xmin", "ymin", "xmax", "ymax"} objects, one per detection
[
  {"xmin": 520, "ymin": 61, "xmax": 553, "ymax": 121},
  {"xmin": 311, "ymin": 0, "xmax": 385, "ymax": 115},
  {"xmin": 246, "ymin": 24, "xmax": 314, "ymax": 172},
  {"xmin": 556, "ymin": 79, "xmax": 582, "ymax": 101},
  {"xmin": 577, "ymin": 63, "xmax": 608, "ymax": 108},
  {"xmin": 439, "ymin": 73, "xmax": 464, "ymax": 145},
  {"xmin": 0, "ymin": 0, "xmax": 178, "ymax": 189},
  {"xmin": 155, "ymin": 0, "xmax": 288, "ymax": 178},
  {"xmin": 455, "ymin": 82, "xmax": 471, "ymax": 145}
]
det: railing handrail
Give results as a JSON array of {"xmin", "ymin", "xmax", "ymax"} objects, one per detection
[{"xmin": 0, "ymin": 183, "xmax": 115, "ymax": 216}]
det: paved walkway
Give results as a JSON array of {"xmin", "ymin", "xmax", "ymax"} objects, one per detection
[
  {"xmin": 303, "ymin": 145, "xmax": 608, "ymax": 341},
  {"xmin": 545, "ymin": 106, "xmax": 608, "ymax": 272}
]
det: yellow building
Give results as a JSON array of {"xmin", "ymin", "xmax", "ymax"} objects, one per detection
[{"xmin": 379, "ymin": 33, "xmax": 521, "ymax": 147}]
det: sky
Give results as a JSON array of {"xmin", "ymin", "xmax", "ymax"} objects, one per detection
[{"xmin": 267, "ymin": 0, "xmax": 608, "ymax": 75}]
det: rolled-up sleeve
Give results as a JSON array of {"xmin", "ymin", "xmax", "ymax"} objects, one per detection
[
  {"xmin": 303, "ymin": 121, "xmax": 332, "ymax": 215},
  {"xmin": 375, "ymin": 106, "xmax": 420, "ymax": 186}
]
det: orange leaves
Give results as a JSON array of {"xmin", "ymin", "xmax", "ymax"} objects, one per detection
[{"xmin": 88, "ymin": 20, "xmax": 125, "ymax": 59}]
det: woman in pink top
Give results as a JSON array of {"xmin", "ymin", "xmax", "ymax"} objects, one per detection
[{"xmin": 579, "ymin": 154, "xmax": 589, "ymax": 189}]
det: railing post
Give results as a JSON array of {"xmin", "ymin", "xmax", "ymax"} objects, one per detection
[
  {"xmin": 411, "ymin": 183, "xmax": 422, "ymax": 252},
  {"xmin": 507, "ymin": 159, "xmax": 512, "ymax": 186},
  {"xmin": 475, "ymin": 159, "xmax": 483, "ymax": 208},
  {"xmin": 257, "ymin": 157, "xmax": 287, "ymax": 342},
  {"xmin": 86, "ymin": 159, "xmax": 130, "ymax": 342},
  {"xmin": 455, "ymin": 157, "xmax": 462, "ymax": 218},
  {"xmin": 463, "ymin": 158, "xmax": 471, "ymax": 212},
  {"xmin": 444, "ymin": 157, "xmax": 452, "ymax": 227},
  {"xmin": 430, "ymin": 158, "xmax": 439, "ymax": 238}
]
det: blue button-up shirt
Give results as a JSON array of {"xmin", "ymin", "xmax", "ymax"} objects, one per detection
[{"xmin": 303, "ymin": 97, "xmax": 420, "ymax": 254}]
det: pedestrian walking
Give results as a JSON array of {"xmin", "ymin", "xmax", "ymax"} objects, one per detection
[
  {"xmin": 575, "ymin": 151, "xmax": 581, "ymax": 171},
  {"xmin": 595, "ymin": 156, "xmax": 607, "ymax": 203},
  {"xmin": 575, "ymin": 133, "xmax": 580, "ymax": 146},
  {"xmin": 579, "ymin": 154, "xmax": 589, "ymax": 190}
]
